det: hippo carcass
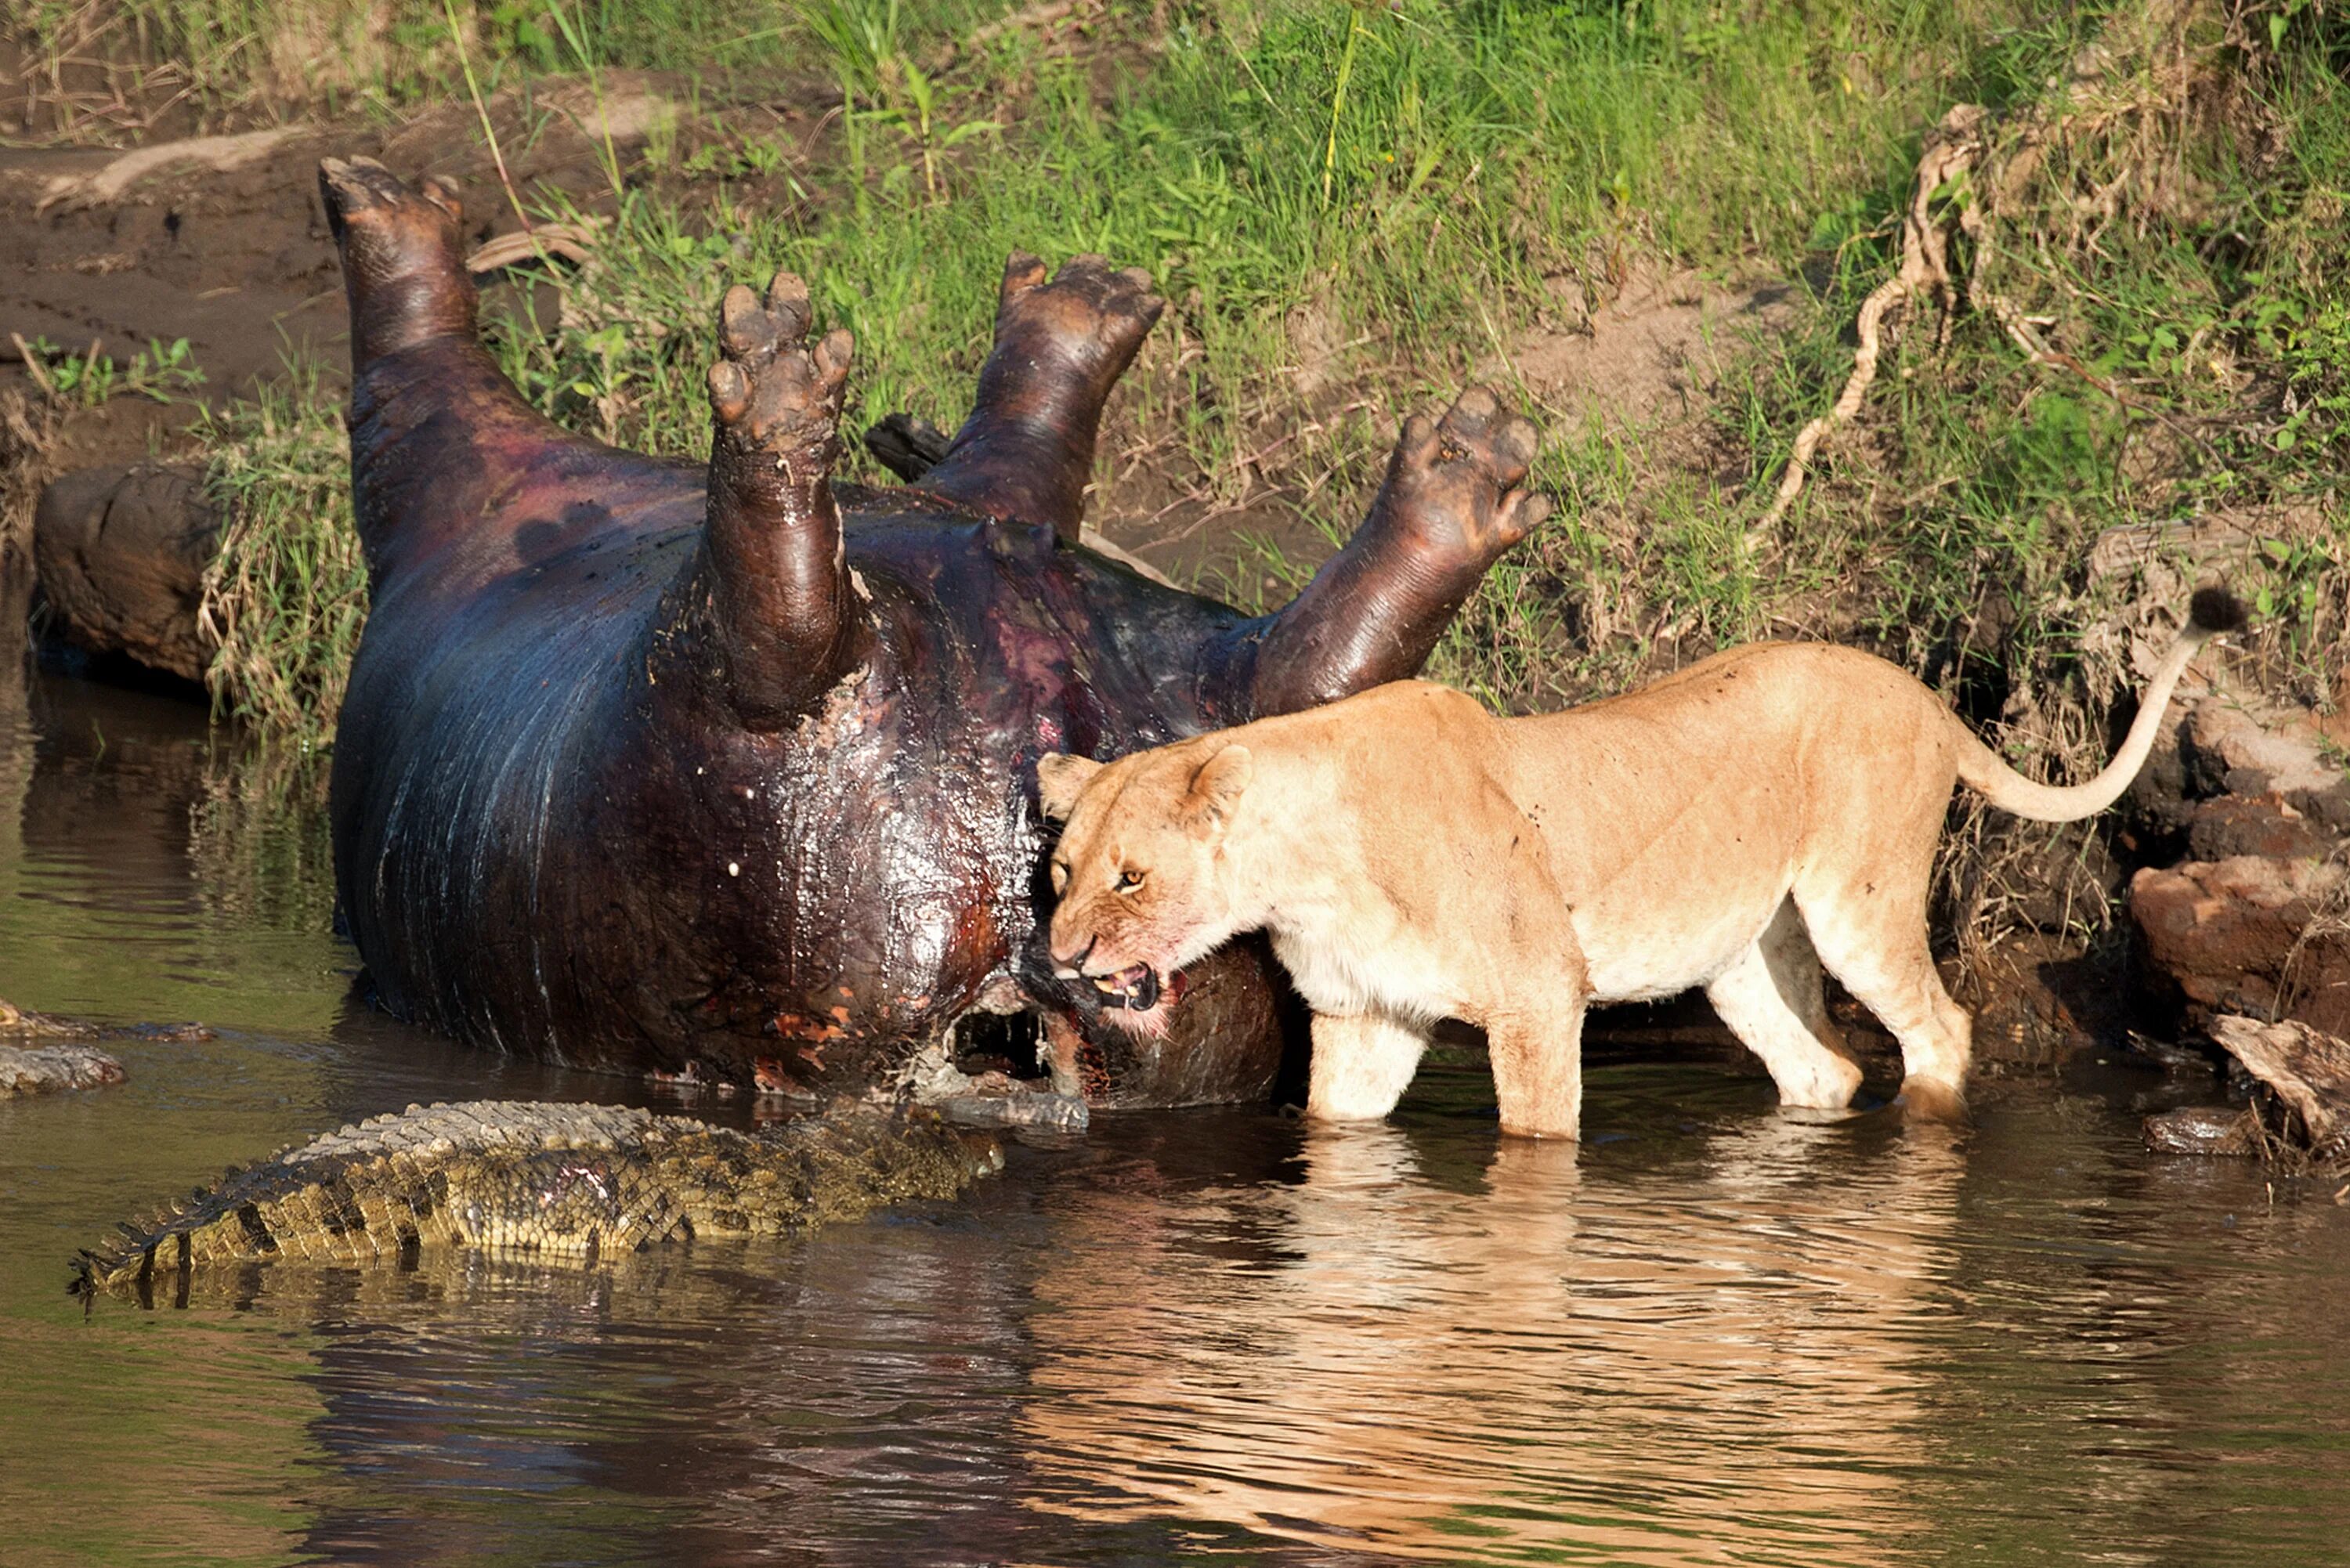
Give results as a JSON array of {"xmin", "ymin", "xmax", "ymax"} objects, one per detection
[{"xmin": 321, "ymin": 157, "xmax": 1548, "ymax": 1108}]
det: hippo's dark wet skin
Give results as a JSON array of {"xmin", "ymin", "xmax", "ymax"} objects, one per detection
[{"xmin": 319, "ymin": 156, "xmax": 1546, "ymax": 1108}]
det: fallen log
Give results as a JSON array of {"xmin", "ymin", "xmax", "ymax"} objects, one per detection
[{"xmin": 2208, "ymin": 1015, "xmax": 2350, "ymax": 1169}]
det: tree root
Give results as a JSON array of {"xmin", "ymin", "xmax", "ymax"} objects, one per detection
[
  {"xmin": 1748, "ymin": 0, "xmax": 2224, "ymax": 547},
  {"xmin": 1748, "ymin": 106, "xmax": 1984, "ymax": 547}
]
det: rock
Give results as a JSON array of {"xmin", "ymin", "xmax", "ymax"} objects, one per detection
[
  {"xmin": 0, "ymin": 1043, "xmax": 125, "ymax": 1097},
  {"xmin": 2130, "ymin": 856, "xmax": 2350, "ymax": 1037},
  {"xmin": 2186, "ymin": 793, "xmax": 2338, "ymax": 862},
  {"xmin": 2181, "ymin": 699, "xmax": 2350, "ymax": 831},
  {"xmin": 2143, "ymin": 1104, "xmax": 2257, "ymax": 1156},
  {"xmin": 2207, "ymin": 1016, "xmax": 2350, "ymax": 1160},
  {"xmin": 31, "ymin": 461, "xmax": 219, "ymax": 681}
]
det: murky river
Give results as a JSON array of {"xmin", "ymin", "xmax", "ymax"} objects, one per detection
[{"xmin": 3, "ymin": 667, "xmax": 2348, "ymax": 1566}]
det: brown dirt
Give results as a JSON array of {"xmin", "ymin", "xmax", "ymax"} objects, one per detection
[
  {"xmin": 1078, "ymin": 266, "xmax": 1799, "ymax": 597},
  {"xmin": 0, "ymin": 72, "xmax": 832, "ymax": 464},
  {"xmin": 1495, "ymin": 265, "xmax": 1801, "ymax": 440}
]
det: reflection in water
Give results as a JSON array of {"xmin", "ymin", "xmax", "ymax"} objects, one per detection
[
  {"xmin": 1019, "ymin": 1112, "xmax": 1964, "ymax": 1563},
  {"xmin": 2, "ymin": 667, "xmax": 2349, "ymax": 1567}
]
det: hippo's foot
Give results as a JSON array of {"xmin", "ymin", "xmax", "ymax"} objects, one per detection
[
  {"xmin": 707, "ymin": 271, "xmax": 854, "ymax": 494},
  {"xmin": 682, "ymin": 270, "xmax": 867, "ymax": 731},
  {"xmin": 317, "ymin": 157, "xmax": 476, "ymax": 363},
  {"xmin": 1228, "ymin": 385, "xmax": 1551, "ymax": 717},
  {"xmin": 987, "ymin": 252, "xmax": 1166, "ymax": 414},
  {"xmin": 915, "ymin": 252, "xmax": 1166, "ymax": 536},
  {"xmin": 1369, "ymin": 387, "xmax": 1553, "ymax": 576}
]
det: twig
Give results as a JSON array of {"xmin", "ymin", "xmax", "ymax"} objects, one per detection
[{"xmin": 7, "ymin": 334, "xmax": 56, "ymax": 399}]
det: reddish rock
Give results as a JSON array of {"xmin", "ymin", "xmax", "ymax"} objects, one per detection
[
  {"xmin": 31, "ymin": 461, "xmax": 218, "ymax": 681},
  {"xmin": 2130, "ymin": 854, "xmax": 2350, "ymax": 1036}
]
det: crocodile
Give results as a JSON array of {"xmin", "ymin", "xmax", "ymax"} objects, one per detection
[
  {"xmin": 74, "ymin": 1097, "xmax": 1003, "ymax": 1304},
  {"xmin": 0, "ymin": 1043, "xmax": 125, "ymax": 1098},
  {"xmin": 1, "ymin": 995, "xmax": 212, "ymax": 1098}
]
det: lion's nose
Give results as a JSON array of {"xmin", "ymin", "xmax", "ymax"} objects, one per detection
[{"xmin": 1052, "ymin": 933, "xmax": 1097, "ymax": 978}]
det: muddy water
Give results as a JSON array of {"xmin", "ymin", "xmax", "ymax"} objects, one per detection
[{"xmin": 3, "ymin": 669, "xmax": 2348, "ymax": 1567}]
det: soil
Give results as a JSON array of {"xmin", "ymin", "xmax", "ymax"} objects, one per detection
[{"xmin": 0, "ymin": 74, "xmax": 782, "ymax": 471}]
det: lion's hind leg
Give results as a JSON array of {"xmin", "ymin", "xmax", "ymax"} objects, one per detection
[
  {"xmin": 1795, "ymin": 879, "xmax": 1971, "ymax": 1122},
  {"xmin": 1705, "ymin": 899, "xmax": 1864, "ymax": 1111}
]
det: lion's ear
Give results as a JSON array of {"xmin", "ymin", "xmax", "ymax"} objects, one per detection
[
  {"xmin": 1037, "ymin": 753, "xmax": 1104, "ymax": 822},
  {"xmin": 1180, "ymin": 744, "xmax": 1253, "ymax": 833}
]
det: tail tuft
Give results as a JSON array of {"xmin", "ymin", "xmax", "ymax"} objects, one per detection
[{"xmin": 2189, "ymin": 585, "xmax": 2247, "ymax": 637}]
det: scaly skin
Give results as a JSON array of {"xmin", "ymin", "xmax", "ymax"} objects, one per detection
[
  {"xmin": 318, "ymin": 157, "xmax": 1548, "ymax": 1107},
  {"xmin": 74, "ymin": 1099, "xmax": 1002, "ymax": 1302}
]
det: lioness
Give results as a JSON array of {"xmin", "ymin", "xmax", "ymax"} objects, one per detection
[{"xmin": 1036, "ymin": 590, "xmax": 2242, "ymax": 1139}]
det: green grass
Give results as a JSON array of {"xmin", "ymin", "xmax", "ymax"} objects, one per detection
[
  {"xmin": 194, "ymin": 361, "xmax": 367, "ymax": 739},
  {"xmin": 95, "ymin": 0, "xmax": 2350, "ymax": 943}
]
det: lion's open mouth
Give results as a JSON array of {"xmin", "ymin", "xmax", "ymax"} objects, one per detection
[{"xmin": 1090, "ymin": 963, "xmax": 1161, "ymax": 1011}]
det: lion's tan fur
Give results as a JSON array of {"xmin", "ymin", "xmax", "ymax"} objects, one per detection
[{"xmin": 1040, "ymin": 622, "xmax": 2222, "ymax": 1139}]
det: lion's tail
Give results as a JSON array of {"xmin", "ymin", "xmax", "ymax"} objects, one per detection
[{"xmin": 1950, "ymin": 587, "xmax": 2245, "ymax": 824}]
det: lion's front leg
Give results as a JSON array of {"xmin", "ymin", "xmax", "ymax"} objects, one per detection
[
  {"xmin": 1488, "ymin": 999, "xmax": 1587, "ymax": 1140},
  {"xmin": 1305, "ymin": 1013, "xmax": 1431, "ymax": 1122}
]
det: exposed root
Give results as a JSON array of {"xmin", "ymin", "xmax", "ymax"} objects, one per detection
[
  {"xmin": 1751, "ymin": 0, "xmax": 2250, "ymax": 547},
  {"xmin": 465, "ymin": 219, "xmax": 603, "ymax": 275},
  {"xmin": 33, "ymin": 127, "xmax": 313, "ymax": 211},
  {"xmin": 1749, "ymin": 105, "xmax": 1984, "ymax": 545}
]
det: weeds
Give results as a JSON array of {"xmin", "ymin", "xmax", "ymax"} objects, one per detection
[
  {"xmin": 5, "ymin": 334, "xmax": 204, "ymax": 406},
  {"xmin": 193, "ymin": 361, "xmax": 367, "ymax": 741}
]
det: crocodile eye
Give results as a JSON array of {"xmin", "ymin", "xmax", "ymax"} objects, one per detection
[
  {"xmin": 1114, "ymin": 868, "xmax": 1146, "ymax": 894},
  {"xmin": 1050, "ymin": 860, "xmax": 1069, "ymax": 895}
]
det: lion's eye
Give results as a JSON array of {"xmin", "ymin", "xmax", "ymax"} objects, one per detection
[
  {"xmin": 1050, "ymin": 860, "xmax": 1069, "ymax": 894},
  {"xmin": 1114, "ymin": 868, "xmax": 1146, "ymax": 894}
]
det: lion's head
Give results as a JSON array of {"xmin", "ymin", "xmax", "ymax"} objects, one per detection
[{"xmin": 1036, "ymin": 741, "xmax": 1255, "ymax": 1034}]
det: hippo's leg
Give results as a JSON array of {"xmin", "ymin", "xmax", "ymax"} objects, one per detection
[
  {"xmin": 668, "ymin": 272, "xmax": 869, "ymax": 729},
  {"xmin": 1217, "ymin": 387, "xmax": 1551, "ymax": 718},
  {"xmin": 912, "ymin": 253, "xmax": 1165, "ymax": 539},
  {"xmin": 320, "ymin": 157, "xmax": 479, "ymax": 366},
  {"xmin": 320, "ymin": 157, "xmax": 612, "ymax": 572}
]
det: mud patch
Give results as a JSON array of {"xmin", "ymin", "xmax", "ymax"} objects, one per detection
[{"xmin": 1496, "ymin": 267, "xmax": 1802, "ymax": 438}]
